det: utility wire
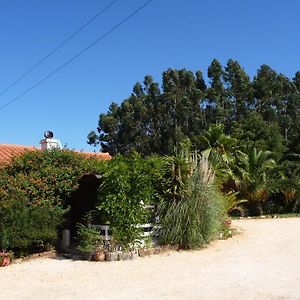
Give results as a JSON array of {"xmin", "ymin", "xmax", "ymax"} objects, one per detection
[
  {"xmin": 0, "ymin": 0, "xmax": 153, "ymax": 112},
  {"xmin": 0, "ymin": 0, "xmax": 118, "ymax": 98}
]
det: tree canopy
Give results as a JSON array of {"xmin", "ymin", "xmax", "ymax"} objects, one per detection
[{"xmin": 88, "ymin": 59, "xmax": 300, "ymax": 159}]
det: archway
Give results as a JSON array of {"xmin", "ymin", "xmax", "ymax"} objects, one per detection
[{"xmin": 69, "ymin": 174, "xmax": 101, "ymax": 238}]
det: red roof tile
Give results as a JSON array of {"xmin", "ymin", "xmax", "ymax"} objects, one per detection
[
  {"xmin": 75, "ymin": 151, "xmax": 112, "ymax": 160},
  {"xmin": 0, "ymin": 144, "xmax": 38, "ymax": 165},
  {"xmin": 0, "ymin": 144, "xmax": 111, "ymax": 165}
]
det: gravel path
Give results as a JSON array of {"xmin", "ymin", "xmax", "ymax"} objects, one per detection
[{"xmin": 1, "ymin": 218, "xmax": 300, "ymax": 300}]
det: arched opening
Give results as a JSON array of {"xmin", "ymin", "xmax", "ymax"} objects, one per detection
[{"xmin": 68, "ymin": 174, "xmax": 101, "ymax": 238}]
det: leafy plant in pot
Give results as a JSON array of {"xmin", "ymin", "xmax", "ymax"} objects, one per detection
[
  {"xmin": 0, "ymin": 250, "xmax": 13, "ymax": 267},
  {"xmin": 93, "ymin": 243, "xmax": 105, "ymax": 262},
  {"xmin": 76, "ymin": 224, "xmax": 105, "ymax": 261}
]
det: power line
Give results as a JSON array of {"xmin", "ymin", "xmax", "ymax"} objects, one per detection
[
  {"xmin": 0, "ymin": 0, "xmax": 153, "ymax": 112},
  {"xmin": 0, "ymin": 0, "xmax": 118, "ymax": 98}
]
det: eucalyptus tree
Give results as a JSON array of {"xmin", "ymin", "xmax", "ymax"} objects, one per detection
[
  {"xmin": 253, "ymin": 64, "xmax": 279, "ymax": 122},
  {"xmin": 224, "ymin": 59, "xmax": 253, "ymax": 120},
  {"xmin": 206, "ymin": 59, "xmax": 231, "ymax": 126},
  {"xmin": 160, "ymin": 68, "xmax": 207, "ymax": 152},
  {"xmin": 88, "ymin": 69, "xmax": 207, "ymax": 156},
  {"xmin": 253, "ymin": 64, "xmax": 296, "ymax": 136},
  {"xmin": 293, "ymin": 71, "xmax": 300, "ymax": 91},
  {"xmin": 88, "ymin": 61, "xmax": 299, "ymax": 163},
  {"xmin": 88, "ymin": 77, "xmax": 161, "ymax": 155},
  {"xmin": 285, "ymin": 76, "xmax": 300, "ymax": 152}
]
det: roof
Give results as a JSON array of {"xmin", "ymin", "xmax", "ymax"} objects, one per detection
[
  {"xmin": 75, "ymin": 151, "xmax": 112, "ymax": 161},
  {"xmin": 0, "ymin": 144, "xmax": 111, "ymax": 166},
  {"xmin": 0, "ymin": 144, "xmax": 38, "ymax": 165}
]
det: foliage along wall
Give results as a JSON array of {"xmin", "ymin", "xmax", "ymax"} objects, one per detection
[
  {"xmin": 96, "ymin": 153, "xmax": 163, "ymax": 248},
  {"xmin": 0, "ymin": 149, "xmax": 107, "ymax": 255}
]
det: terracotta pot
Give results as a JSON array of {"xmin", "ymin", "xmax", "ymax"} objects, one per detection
[
  {"xmin": 94, "ymin": 251, "xmax": 106, "ymax": 262},
  {"xmin": 0, "ymin": 256, "xmax": 10, "ymax": 267},
  {"xmin": 224, "ymin": 220, "xmax": 232, "ymax": 227}
]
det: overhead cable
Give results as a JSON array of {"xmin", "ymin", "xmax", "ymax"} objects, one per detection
[
  {"xmin": 0, "ymin": 0, "xmax": 153, "ymax": 112},
  {"xmin": 0, "ymin": 0, "xmax": 118, "ymax": 98}
]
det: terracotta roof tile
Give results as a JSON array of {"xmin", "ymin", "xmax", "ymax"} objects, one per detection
[
  {"xmin": 75, "ymin": 151, "xmax": 112, "ymax": 160},
  {"xmin": 0, "ymin": 144, "xmax": 111, "ymax": 165},
  {"xmin": 0, "ymin": 144, "xmax": 38, "ymax": 165}
]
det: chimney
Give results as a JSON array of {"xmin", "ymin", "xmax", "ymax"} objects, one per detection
[{"xmin": 40, "ymin": 131, "xmax": 62, "ymax": 150}]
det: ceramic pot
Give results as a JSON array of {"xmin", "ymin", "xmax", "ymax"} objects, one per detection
[
  {"xmin": 0, "ymin": 256, "xmax": 10, "ymax": 267},
  {"xmin": 94, "ymin": 251, "xmax": 106, "ymax": 262}
]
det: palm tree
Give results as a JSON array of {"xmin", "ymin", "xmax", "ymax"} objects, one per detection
[
  {"xmin": 273, "ymin": 153, "xmax": 300, "ymax": 212},
  {"xmin": 234, "ymin": 147, "xmax": 276, "ymax": 215},
  {"xmin": 199, "ymin": 124, "xmax": 237, "ymax": 164},
  {"xmin": 224, "ymin": 191, "xmax": 248, "ymax": 215},
  {"xmin": 199, "ymin": 124, "xmax": 240, "ymax": 196}
]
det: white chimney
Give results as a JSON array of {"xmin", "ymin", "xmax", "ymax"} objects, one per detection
[{"xmin": 40, "ymin": 131, "xmax": 62, "ymax": 150}]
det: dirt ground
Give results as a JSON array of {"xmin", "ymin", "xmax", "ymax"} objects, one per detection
[{"xmin": 1, "ymin": 218, "xmax": 300, "ymax": 300}]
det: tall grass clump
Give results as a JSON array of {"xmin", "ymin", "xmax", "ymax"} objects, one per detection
[{"xmin": 159, "ymin": 151, "xmax": 225, "ymax": 249}]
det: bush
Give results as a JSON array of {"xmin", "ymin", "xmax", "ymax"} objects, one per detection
[
  {"xmin": 76, "ymin": 223, "xmax": 103, "ymax": 253},
  {"xmin": 1, "ymin": 149, "xmax": 106, "ymax": 207},
  {"xmin": 159, "ymin": 152, "xmax": 225, "ymax": 249},
  {"xmin": 0, "ymin": 198, "xmax": 63, "ymax": 256},
  {"xmin": 97, "ymin": 153, "xmax": 163, "ymax": 249},
  {"xmin": 0, "ymin": 149, "xmax": 107, "ymax": 255}
]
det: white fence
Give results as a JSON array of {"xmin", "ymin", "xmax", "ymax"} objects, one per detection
[{"xmin": 91, "ymin": 223, "xmax": 160, "ymax": 242}]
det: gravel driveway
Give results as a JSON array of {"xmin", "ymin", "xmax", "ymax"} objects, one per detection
[{"xmin": 1, "ymin": 218, "xmax": 300, "ymax": 300}]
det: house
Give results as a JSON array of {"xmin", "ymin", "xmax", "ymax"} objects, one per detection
[{"xmin": 0, "ymin": 132, "xmax": 111, "ymax": 241}]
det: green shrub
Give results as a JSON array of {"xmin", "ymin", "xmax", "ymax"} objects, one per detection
[
  {"xmin": 97, "ymin": 153, "xmax": 163, "ymax": 249},
  {"xmin": 0, "ymin": 198, "xmax": 63, "ymax": 256},
  {"xmin": 1, "ymin": 149, "xmax": 106, "ymax": 207},
  {"xmin": 76, "ymin": 223, "xmax": 103, "ymax": 253},
  {"xmin": 0, "ymin": 149, "xmax": 107, "ymax": 255}
]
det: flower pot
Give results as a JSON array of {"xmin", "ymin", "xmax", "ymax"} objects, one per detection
[
  {"xmin": 223, "ymin": 220, "xmax": 232, "ymax": 227},
  {"xmin": 0, "ymin": 256, "xmax": 10, "ymax": 267},
  {"xmin": 94, "ymin": 251, "xmax": 106, "ymax": 262}
]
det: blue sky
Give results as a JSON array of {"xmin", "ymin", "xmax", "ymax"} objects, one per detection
[{"xmin": 0, "ymin": 0, "xmax": 299, "ymax": 151}]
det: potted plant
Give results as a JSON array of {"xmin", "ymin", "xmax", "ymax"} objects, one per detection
[
  {"xmin": 93, "ymin": 244, "xmax": 105, "ymax": 262},
  {"xmin": 76, "ymin": 224, "xmax": 105, "ymax": 261},
  {"xmin": 0, "ymin": 250, "xmax": 13, "ymax": 267}
]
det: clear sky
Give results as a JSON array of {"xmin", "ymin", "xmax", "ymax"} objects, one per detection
[{"xmin": 0, "ymin": 0, "xmax": 299, "ymax": 151}]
